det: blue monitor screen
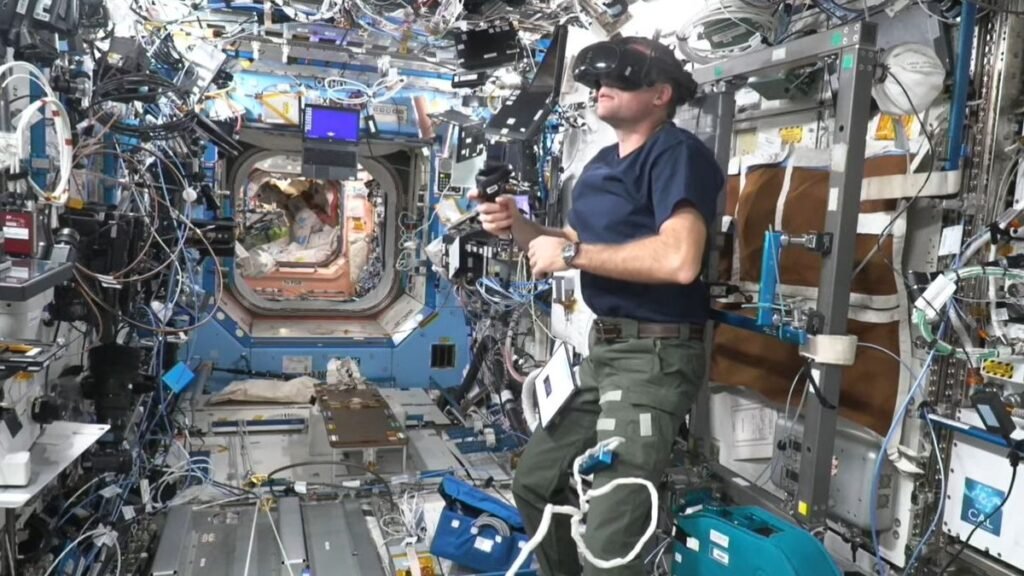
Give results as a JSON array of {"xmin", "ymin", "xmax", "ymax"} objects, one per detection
[{"xmin": 304, "ymin": 106, "xmax": 360, "ymax": 142}]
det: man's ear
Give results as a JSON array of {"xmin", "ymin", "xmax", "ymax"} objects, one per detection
[{"xmin": 655, "ymin": 83, "xmax": 673, "ymax": 107}]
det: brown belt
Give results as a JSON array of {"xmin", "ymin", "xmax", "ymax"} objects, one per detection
[{"xmin": 594, "ymin": 318, "xmax": 705, "ymax": 342}]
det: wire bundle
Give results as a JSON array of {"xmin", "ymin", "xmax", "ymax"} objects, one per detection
[
  {"xmin": 676, "ymin": 0, "xmax": 776, "ymax": 64},
  {"xmin": 89, "ymin": 71, "xmax": 199, "ymax": 141},
  {"xmin": 1, "ymin": 62, "xmax": 74, "ymax": 205},
  {"xmin": 323, "ymin": 75, "xmax": 408, "ymax": 106}
]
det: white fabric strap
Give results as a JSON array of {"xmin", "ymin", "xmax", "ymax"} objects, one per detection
[
  {"xmin": 800, "ymin": 334, "xmax": 859, "ymax": 366},
  {"xmin": 860, "ymin": 169, "xmax": 960, "ymax": 201},
  {"xmin": 774, "ymin": 154, "xmax": 797, "ymax": 231},
  {"xmin": 858, "ymin": 211, "xmax": 905, "ymax": 237}
]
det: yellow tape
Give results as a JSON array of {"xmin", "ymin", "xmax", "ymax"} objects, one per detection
[{"xmin": 875, "ymin": 114, "xmax": 915, "ymax": 141}]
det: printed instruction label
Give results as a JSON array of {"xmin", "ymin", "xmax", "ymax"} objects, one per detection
[
  {"xmin": 282, "ymin": 356, "xmax": 312, "ymax": 374},
  {"xmin": 710, "ymin": 530, "xmax": 730, "ymax": 549}
]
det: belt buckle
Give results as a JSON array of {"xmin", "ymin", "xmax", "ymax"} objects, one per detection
[{"xmin": 594, "ymin": 320, "xmax": 622, "ymax": 340}]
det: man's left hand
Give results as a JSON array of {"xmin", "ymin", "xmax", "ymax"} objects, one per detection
[{"xmin": 528, "ymin": 236, "xmax": 569, "ymax": 279}]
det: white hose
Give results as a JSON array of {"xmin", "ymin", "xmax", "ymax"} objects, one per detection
[
  {"xmin": 504, "ymin": 437, "xmax": 658, "ymax": 575},
  {"xmin": 989, "ymin": 244, "xmax": 1007, "ymax": 342},
  {"xmin": 2, "ymin": 62, "xmax": 72, "ymax": 205}
]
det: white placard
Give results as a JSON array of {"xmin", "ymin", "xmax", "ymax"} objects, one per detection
[
  {"xmin": 473, "ymin": 537, "xmax": 494, "ymax": 554},
  {"xmin": 282, "ymin": 356, "xmax": 312, "ymax": 374},
  {"xmin": 2, "ymin": 227, "xmax": 29, "ymax": 240},
  {"xmin": 938, "ymin": 224, "xmax": 965, "ymax": 257},
  {"xmin": 712, "ymin": 547, "xmax": 730, "ymax": 566}
]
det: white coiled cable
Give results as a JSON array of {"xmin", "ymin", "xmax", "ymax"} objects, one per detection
[
  {"xmin": 323, "ymin": 75, "xmax": 407, "ymax": 106},
  {"xmin": 504, "ymin": 437, "xmax": 659, "ymax": 575},
  {"xmin": 676, "ymin": 0, "xmax": 775, "ymax": 64}
]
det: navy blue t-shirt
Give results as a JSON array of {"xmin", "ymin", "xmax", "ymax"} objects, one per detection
[{"xmin": 567, "ymin": 124, "xmax": 723, "ymax": 324}]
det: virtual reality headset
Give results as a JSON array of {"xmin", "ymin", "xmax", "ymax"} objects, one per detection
[{"xmin": 572, "ymin": 38, "xmax": 697, "ymax": 101}]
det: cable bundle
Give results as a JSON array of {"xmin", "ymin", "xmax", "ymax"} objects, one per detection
[
  {"xmin": 90, "ymin": 71, "xmax": 199, "ymax": 140},
  {"xmin": 323, "ymin": 75, "xmax": 408, "ymax": 106},
  {"xmin": 1, "ymin": 62, "xmax": 74, "ymax": 205},
  {"xmin": 676, "ymin": 0, "xmax": 776, "ymax": 64}
]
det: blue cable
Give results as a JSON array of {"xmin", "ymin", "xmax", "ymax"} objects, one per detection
[
  {"xmin": 869, "ymin": 348, "xmax": 937, "ymax": 575},
  {"xmin": 905, "ymin": 413, "xmax": 947, "ymax": 573}
]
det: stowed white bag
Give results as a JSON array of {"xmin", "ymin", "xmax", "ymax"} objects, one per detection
[{"xmin": 872, "ymin": 44, "xmax": 945, "ymax": 117}]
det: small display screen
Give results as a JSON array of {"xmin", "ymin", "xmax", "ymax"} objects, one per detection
[{"xmin": 304, "ymin": 105, "xmax": 360, "ymax": 142}]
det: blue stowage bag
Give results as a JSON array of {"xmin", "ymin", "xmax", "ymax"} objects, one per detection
[{"xmin": 429, "ymin": 476, "xmax": 535, "ymax": 574}]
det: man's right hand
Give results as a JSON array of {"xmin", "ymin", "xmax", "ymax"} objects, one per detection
[{"xmin": 471, "ymin": 190, "xmax": 520, "ymax": 237}]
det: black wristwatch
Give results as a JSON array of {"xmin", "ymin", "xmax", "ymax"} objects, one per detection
[{"xmin": 562, "ymin": 241, "xmax": 581, "ymax": 268}]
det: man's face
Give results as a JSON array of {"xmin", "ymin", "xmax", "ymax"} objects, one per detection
[{"xmin": 594, "ymin": 82, "xmax": 670, "ymax": 128}]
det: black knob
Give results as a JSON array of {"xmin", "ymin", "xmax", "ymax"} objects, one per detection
[{"xmin": 31, "ymin": 396, "xmax": 60, "ymax": 425}]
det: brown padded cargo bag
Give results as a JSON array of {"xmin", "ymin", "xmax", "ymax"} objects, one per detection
[{"xmin": 711, "ymin": 156, "xmax": 912, "ymax": 435}]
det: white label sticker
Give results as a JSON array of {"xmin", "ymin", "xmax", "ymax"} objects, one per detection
[
  {"xmin": 684, "ymin": 505, "xmax": 704, "ymax": 516},
  {"xmin": 473, "ymin": 537, "xmax": 494, "ymax": 554},
  {"xmin": 712, "ymin": 547, "xmax": 730, "ymax": 566},
  {"xmin": 451, "ymin": 519, "xmax": 461, "ymax": 529},
  {"xmin": 938, "ymin": 224, "xmax": 965, "ymax": 257},
  {"xmin": 758, "ymin": 132, "xmax": 783, "ymax": 154},
  {"xmin": 710, "ymin": 529, "xmax": 730, "ymax": 549},
  {"xmin": 325, "ymin": 541, "xmax": 331, "ymax": 551},
  {"xmin": 828, "ymin": 187, "xmax": 839, "ymax": 212},
  {"xmin": 2, "ymin": 227, "xmax": 29, "ymax": 240},
  {"xmin": 772, "ymin": 48, "xmax": 787, "ymax": 61},
  {"xmin": 121, "ymin": 506, "xmax": 136, "ymax": 521},
  {"xmin": 733, "ymin": 476, "xmax": 752, "ymax": 487},
  {"xmin": 140, "ymin": 478, "xmax": 152, "ymax": 511},
  {"xmin": 639, "ymin": 413, "xmax": 652, "ymax": 437},
  {"xmin": 282, "ymin": 356, "xmax": 312, "ymax": 374},
  {"xmin": 686, "ymin": 538, "xmax": 700, "ymax": 552},
  {"xmin": 99, "ymin": 485, "xmax": 121, "ymax": 499},
  {"xmin": 995, "ymin": 307, "xmax": 1010, "ymax": 321},
  {"xmin": 831, "ymin": 143, "xmax": 848, "ymax": 173},
  {"xmin": 675, "ymin": 552, "xmax": 683, "ymax": 563}
]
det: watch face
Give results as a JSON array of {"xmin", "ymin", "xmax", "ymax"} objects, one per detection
[{"xmin": 562, "ymin": 242, "xmax": 578, "ymax": 264}]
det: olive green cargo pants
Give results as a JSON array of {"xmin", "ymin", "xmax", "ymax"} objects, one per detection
[{"xmin": 512, "ymin": 319, "xmax": 706, "ymax": 576}]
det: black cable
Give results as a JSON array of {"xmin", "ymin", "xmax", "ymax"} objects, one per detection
[
  {"xmin": 800, "ymin": 362, "xmax": 837, "ymax": 410},
  {"xmin": 209, "ymin": 478, "xmax": 257, "ymax": 498},
  {"xmin": 264, "ymin": 460, "xmax": 396, "ymax": 509},
  {"xmin": 847, "ymin": 68, "xmax": 978, "ymax": 367},
  {"xmin": 938, "ymin": 455, "xmax": 1019, "ymax": 574},
  {"xmin": 851, "ymin": 68, "xmax": 935, "ymax": 284}
]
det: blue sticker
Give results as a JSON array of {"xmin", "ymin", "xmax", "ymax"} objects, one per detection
[
  {"xmin": 961, "ymin": 478, "xmax": 1006, "ymax": 536},
  {"xmin": 162, "ymin": 362, "xmax": 196, "ymax": 394}
]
